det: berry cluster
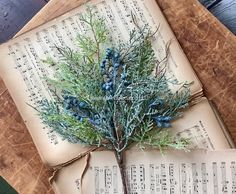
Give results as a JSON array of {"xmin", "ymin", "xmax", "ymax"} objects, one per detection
[
  {"xmin": 153, "ymin": 115, "xmax": 172, "ymax": 128},
  {"xmin": 100, "ymin": 48, "xmax": 131, "ymax": 94},
  {"xmin": 63, "ymin": 96, "xmax": 87, "ymax": 121},
  {"xmin": 63, "ymin": 95, "xmax": 101, "ymax": 126}
]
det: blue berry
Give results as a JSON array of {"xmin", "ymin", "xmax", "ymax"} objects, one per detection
[
  {"xmin": 100, "ymin": 59, "xmax": 107, "ymax": 69},
  {"xmin": 114, "ymin": 63, "xmax": 120, "ymax": 68},
  {"xmin": 102, "ymin": 83, "xmax": 106, "ymax": 90},
  {"xmin": 79, "ymin": 101, "xmax": 86, "ymax": 108},
  {"xmin": 105, "ymin": 84, "xmax": 110, "ymax": 90},
  {"xmin": 113, "ymin": 53, "xmax": 120, "ymax": 62},
  {"xmin": 105, "ymin": 48, "xmax": 112, "ymax": 59},
  {"xmin": 121, "ymin": 73, "xmax": 126, "ymax": 80},
  {"xmin": 76, "ymin": 115, "xmax": 82, "ymax": 121},
  {"xmin": 124, "ymin": 80, "xmax": 131, "ymax": 86},
  {"xmin": 114, "ymin": 52, "xmax": 119, "ymax": 58},
  {"xmin": 156, "ymin": 116, "xmax": 172, "ymax": 122},
  {"xmin": 72, "ymin": 98, "xmax": 78, "ymax": 105},
  {"xmin": 162, "ymin": 116, "xmax": 172, "ymax": 122},
  {"xmin": 102, "ymin": 59, "xmax": 107, "ymax": 64},
  {"xmin": 106, "ymin": 48, "xmax": 111, "ymax": 53},
  {"xmin": 65, "ymin": 104, "xmax": 71, "ymax": 110},
  {"xmin": 100, "ymin": 63, "xmax": 105, "ymax": 69},
  {"xmin": 108, "ymin": 96, "xmax": 113, "ymax": 101},
  {"xmin": 94, "ymin": 114, "xmax": 99, "ymax": 120},
  {"xmin": 66, "ymin": 99, "xmax": 71, "ymax": 104},
  {"xmin": 156, "ymin": 121, "xmax": 162, "ymax": 128}
]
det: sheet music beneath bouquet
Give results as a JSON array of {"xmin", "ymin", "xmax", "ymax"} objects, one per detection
[
  {"xmin": 0, "ymin": 0, "xmax": 230, "ymax": 167},
  {"xmin": 53, "ymin": 149, "xmax": 236, "ymax": 194},
  {"xmin": 171, "ymin": 98, "xmax": 231, "ymax": 150}
]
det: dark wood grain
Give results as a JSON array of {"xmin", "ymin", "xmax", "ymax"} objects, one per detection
[
  {"xmin": 0, "ymin": 0, "xmax": 47, "ymax": 43},
  {"xmin": 210, "ymin": 0, "xmax": 236, "ymax": 34},
  {"xmin": 199, "ymin": 0, "xmax": 222, "ymax": 8}
]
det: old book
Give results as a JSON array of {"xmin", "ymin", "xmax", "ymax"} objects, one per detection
[
  {"xmin": 0, "ymin": 0, "xmax": 233, "ymax": 170},
  {"xmin": 53, "ymin": 149, "xmax": 236, "ymax": 193}
]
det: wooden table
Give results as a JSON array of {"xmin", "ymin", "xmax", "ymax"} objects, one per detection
[
  {"xmin": 0, "ymin": 0, "xmax": 235, "ymax": 193},
  {"xmin": 0, "ymin": 0, "xmax": 47, "ymax": 43}
]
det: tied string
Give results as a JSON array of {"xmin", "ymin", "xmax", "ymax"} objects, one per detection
[
  {"xmin": 189, "ymin": 92, "xmax": 204, "ymax": 106},
  {"xmin": 49, "ymin": 146, "xmax": 99, "ymax": 184},
  {"xmin": 80, "ymin": 151, "xmax": 93, "ymax": 194}
]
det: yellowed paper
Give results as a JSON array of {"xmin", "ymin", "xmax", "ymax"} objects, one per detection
[
  {"xmin": 53, "ymin": 149, "xmax": 236, "ymax": 194},
  {"xmin": 170, "ymin": 98, "xmax": 232, "ymax": 150}
]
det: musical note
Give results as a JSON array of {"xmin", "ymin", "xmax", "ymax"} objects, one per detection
[
  {"xmin": 212, "ymin": 162, "xmax": 219, "ymax": 194},
  {"xmin": 94, "ymin": 167, "xmax": 100, "ymax": 194},
  {"xmin": 74, "ymin": 178, "xmax": 80, "ymax": 190},
  {"xmin": 221, "ymin": 162, "xmax": 229, "ymax": 193},
  {"xmin": 113, "ymin": 166, "xmax": 118, "ymax": 193}
]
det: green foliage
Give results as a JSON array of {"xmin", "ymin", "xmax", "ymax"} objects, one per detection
[{"xmin": 37, "ymin": 8, "xmax": 192, "ymax": 154}]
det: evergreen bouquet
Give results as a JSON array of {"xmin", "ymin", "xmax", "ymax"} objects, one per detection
[{"xmin": 37, "ymin": 8, "xmax": 191, "ymax": 193}]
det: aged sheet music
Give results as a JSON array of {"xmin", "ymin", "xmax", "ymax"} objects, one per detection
[
  {"xmin": 170, "ymin": 98, "xmax": 232, "ymax": 150},
  {"xmin": 0, "ymin": 0, "xmax": 217, "ymax": 166},
  {"xmin": 53, "ymin": 149, "xmax": 236, "ymax": 194}
]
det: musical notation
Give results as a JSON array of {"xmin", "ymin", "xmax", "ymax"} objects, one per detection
[
  {"xmin": 74, "ymin": 178, "xmax": 80, "ymax": 191},
  {"xmin": 176, "ymin": 122, "xmax": 215, "ymax": 150},
  {"xmin": 89, "ymin": 159, "xmax": 236, "ymax": 193}
]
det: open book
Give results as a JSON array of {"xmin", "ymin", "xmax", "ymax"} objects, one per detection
[{"xmin": 0, "ymin": 0, "xmax": 234, "ymax": 192}]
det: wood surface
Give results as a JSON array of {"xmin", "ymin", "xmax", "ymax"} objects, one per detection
[
  {"xmin": 0, "ymin": 0, "xmax": 47, "ymax": 43},
  {"xmin": 0, "ymin": 82, "xmax": 54, "ymax": 193},
  {"xmin": 0, "ymin": 0, "xmax": 235, "ymax": 193},
  {"xmin": 199, "ymin": 0, "xmax": 236, "ymax": 34},
  {"xmin": 210, "ymin": 0, "xmax": 236, "ymax": 34}
]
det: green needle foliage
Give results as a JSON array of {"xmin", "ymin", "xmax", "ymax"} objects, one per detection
[
  {"xmin": 39, "ymin": 7, "xmax": 192, "ymax": 154},
  {"xmin": 37, "ymin": 7, "xmax": 191, "ymax": 193}
]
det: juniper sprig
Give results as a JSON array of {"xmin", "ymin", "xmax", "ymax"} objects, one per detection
[{"xmin": 37, "ymin": 8, "xmax": 191, "ymax": 194}]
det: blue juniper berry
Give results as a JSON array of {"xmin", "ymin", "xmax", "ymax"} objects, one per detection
[
  {"xmin": 153, "ymin": 115, "xmax": 172, "ymax": 128},
  {"xmin": 100, "ymin": 48, "xmax": 133, "ymax": 93},
  {"xmin": 100, "ymin": 48, "xmax": 125, "ymax": 94},
  {"xmin": 63, "ymin": 95, "xmax": 90, "ymax": 121},
  {"xmin": 100, "ymin": 59, "xmax": 106, "ymax": 70},
  {"xmin": 105, "ymin": 48, "xmax": 112, "ymax": 59},
  {"xmin": 121, "ymin": 72, "xmax": 126, "ymax": 80}
]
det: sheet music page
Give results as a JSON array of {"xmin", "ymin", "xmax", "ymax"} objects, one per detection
[
  {"xmin": 170, "ymin": 98, "xmax": 231, "ymax": 150},
  {"xmin": 53, "ymin": 149, "xmax": 236, "ymax": 194},
  {"xmin": 0, "ymin": 0, "xmax": 202, "ymax": 166}
]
